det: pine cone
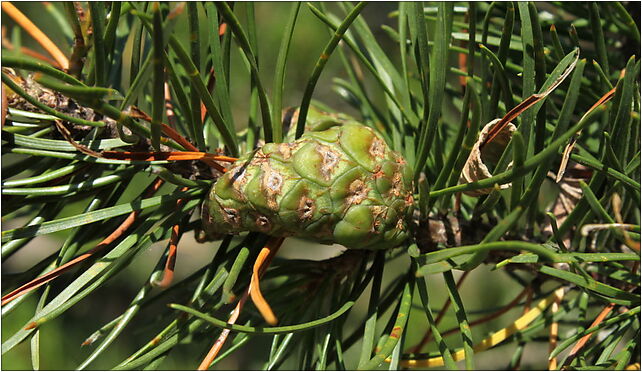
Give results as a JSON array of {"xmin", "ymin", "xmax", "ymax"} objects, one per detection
[{"xmin": 202, "ymin": 108, "xmax": 414, "ymax": 250}]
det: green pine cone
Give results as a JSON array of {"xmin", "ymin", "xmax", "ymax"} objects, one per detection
[{"xmin": 202, "ymin": 108, "xmax": 414, "ymax": 250}]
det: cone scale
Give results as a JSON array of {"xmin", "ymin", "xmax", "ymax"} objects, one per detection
[{"xmin": 203, "ymin": 108, "xmax": 414, "ymax": 250}]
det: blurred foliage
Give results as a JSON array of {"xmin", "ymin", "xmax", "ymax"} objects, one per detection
[{"xmin": 1, "ymin": 1, "xmax": 640, "ymax": 370}]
